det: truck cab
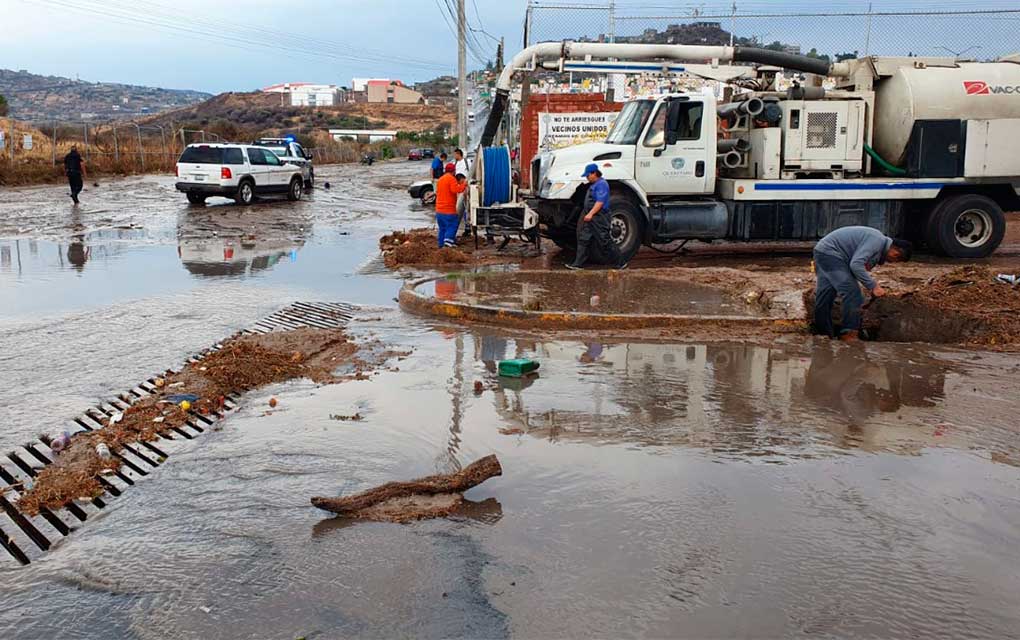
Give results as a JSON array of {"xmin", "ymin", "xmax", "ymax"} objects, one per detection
[{"xmin": 531, "ymin": 92, "xmax": 724, "ymax": 259}]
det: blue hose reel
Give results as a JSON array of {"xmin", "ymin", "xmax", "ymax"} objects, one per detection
[{"xmin": 481, "ymin": 145, "xmax": 512, "ymax": 207}]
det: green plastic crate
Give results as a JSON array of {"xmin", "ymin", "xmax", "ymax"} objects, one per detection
[{"xmin": 498, "ymin": 358, "xmax": 540, "ymax": 378}]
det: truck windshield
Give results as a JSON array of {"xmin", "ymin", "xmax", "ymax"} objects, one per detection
[{"xmin": 606, "ymin": 100, "xmax": 655, "ymax": 145}]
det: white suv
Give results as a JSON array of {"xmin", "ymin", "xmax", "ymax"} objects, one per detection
[
  {"xmin": 175, "ymin": 143, "xmax": 305, "ymax": 205},
  {"xmin": 255, "ymin": 138, "xmax": 315, "ymax": 187}
]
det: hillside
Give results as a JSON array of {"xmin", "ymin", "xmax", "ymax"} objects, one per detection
[
  {"xmin": 0, "ymin": 69, "xmax": 210, "ymax": 121},
  {"xmin": 143, "ymin": 91, "xmax": 456, "ymax": 140}
]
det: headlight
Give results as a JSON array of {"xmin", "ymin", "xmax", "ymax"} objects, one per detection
[{"xmin": 550, "ymin": 182, "xmax": 567, "ymax": 193}]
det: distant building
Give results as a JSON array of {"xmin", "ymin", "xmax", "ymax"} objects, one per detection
[
  {"xmin": 351, "ymin": 77, "xmax": 390, "ymax": 92},
  {"xmin": 328, "ymin": 128, "xmax": 397, "ymax": 143},
  {"xmin": 262, "ymin": 82, "xmax": 341, "ymax": 107},
  {"xmin": 366, "ymin": 80, "xmax": 425, "ymax": 104}
]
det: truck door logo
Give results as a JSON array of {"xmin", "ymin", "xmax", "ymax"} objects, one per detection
[
  {"xmin": 671, "ymin": 158, "xmax": 686, "ymax": 170},
  {"xmin": 964, "ymin": 81, "xmax": 990, "ymax": 95}
]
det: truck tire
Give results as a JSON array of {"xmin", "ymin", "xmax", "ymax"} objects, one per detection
[
  {"xmin": 235, "ymin": 180, "xmax": 255, "ymax": 205},
  {"xmin": 186, "ymin": 192, "xmax": 206, "ymax": 205},
  {"xmin": 928, "ymin": 194, "xmax": 1005, "ymax": 258},
  {"xmin": 287, "ymin": 176, "xmax": 303, "ymax": 201},
  {"xmin": 580, "ymin": 193, "xmax": 644, "ymax": 264}
]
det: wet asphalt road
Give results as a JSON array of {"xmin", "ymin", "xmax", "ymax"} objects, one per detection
[{"xmin": 2, "ymin": 162, "xmax": 1020, "ymax": 639}]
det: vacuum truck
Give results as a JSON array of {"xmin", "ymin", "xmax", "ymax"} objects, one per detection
[{"xmin": 472, "ymin": 43, "xmax": 1020, "ymax": 260}]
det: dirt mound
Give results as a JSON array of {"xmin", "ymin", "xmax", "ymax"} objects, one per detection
[
  {"xmin": 380, "ymin": 229, "xmax": 470, "ymax": 268},
  {"xmin": 867, "ymin": 266, "xmax": 1020, "ymax": 346},
  {"xmin": 18, "ymin": 328, "xmax": 366, "ymax": 515}
]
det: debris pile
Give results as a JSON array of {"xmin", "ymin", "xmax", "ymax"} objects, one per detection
[
  {"xmin": 379, "ymin": 229, "xmax": 470, "ymax": 268},
  {"xmin": 867, "ymin": 266, "xmax": 1020, "ymax": 346},
  {"xmin": 18, "ymin": 328, "xmax": 366, "ymax": 515}
]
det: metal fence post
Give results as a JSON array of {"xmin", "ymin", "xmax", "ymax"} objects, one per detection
[
  {"xmin": 158, "ymin": 125, "xmax": 167, "ymax": 167},
  {"xmin": 83, "ymin": 122, "xmax": 89, "ymax": 160},
  {"xmin": 132, "ymin": 123, "xmax": 144, "ymax": 171},
  {"xmin": 864, "ymin": 2, "xmax": 873, "ymax": 57},
  {"xmin": 8, "ymin": 118, "xmax": 13, "ymax": 168},
  {"xmin": 52, "ymin": 121, "xmax": 57, "ymax": 166},
  {"xmin": 113, "ymin": 125, "xmax": 119, "ymax": 162}
]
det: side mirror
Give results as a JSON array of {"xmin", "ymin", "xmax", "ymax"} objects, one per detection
[{"xmin": 665, "ymin": 100, "xmax": 685, "ymax": 146}]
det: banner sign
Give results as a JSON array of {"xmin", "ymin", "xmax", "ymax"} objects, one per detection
[{"xmin": 537, "ymin": 111, "xmax": 618, "ymax": 151}]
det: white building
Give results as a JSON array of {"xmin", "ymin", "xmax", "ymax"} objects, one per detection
[
  {"xmin": 328, "ymin": 129, "xmax": 397, "ymax": 143},
  {"xmin": 262, "ymin": 82, "xmax": 341, "ymax": 107}
]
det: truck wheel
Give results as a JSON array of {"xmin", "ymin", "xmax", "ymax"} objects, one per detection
[
  {"xmin": 929, "ymin": 194, "xmax": 1005, "ymax": 258},
  {"xmin": 186, "ymin": 192, "xmax": 206, "ymax": 205},
  {"xmin": 580, "ymin": 193, "xmax": 644, "ymax": 264},
  {"xmin": 287, "ymin": 177, "xmax": 303, "ymax": 201},
  {"xmin": 420, "ymin": 184, "xmax": 435, "ymax": 206},
  {"xmin": 235, "ymin": 180, "xmax": 255, "ymax": 205}
]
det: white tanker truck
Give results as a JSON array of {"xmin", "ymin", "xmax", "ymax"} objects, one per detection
[{"xmin": 472, "ymin": 43, "xmax": 1020, "ymax": 260}]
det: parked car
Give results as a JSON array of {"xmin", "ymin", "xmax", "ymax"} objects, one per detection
[
  {"xmin": 175, "ymin": 143, "xmax": 305, "ymax": 205},
  {"xmin": 254, "ymin": 137, "xmax": 315, "ymax": 187},
  {"xmin": 421, "ymin": 148, "xmax": 435, "ymax": 158},
  {"xmin": 407, "ymin": 149, "xmax": 424, "ymax": 161}
]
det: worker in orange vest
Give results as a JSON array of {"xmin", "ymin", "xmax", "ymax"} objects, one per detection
[{"xmin": 435, "ymin": 162, "xmax": 468, "ymax": 247}]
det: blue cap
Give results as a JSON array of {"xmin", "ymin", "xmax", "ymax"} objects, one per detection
[{"xmin": 582, "ymin": 163, "xmax": 599, "ymax": 177}]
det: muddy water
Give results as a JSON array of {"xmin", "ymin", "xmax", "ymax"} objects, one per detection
[
  {"xmin": 2, "ymin": 164, "xmax": 1020, "ymax": 639},
  {"xmin": 418, "ymin": 269, "xmax": 761, "ymax": 316}
]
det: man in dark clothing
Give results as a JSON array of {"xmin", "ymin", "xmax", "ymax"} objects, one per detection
[
  {"xmin": 63, "ymin": 146, "xmax": 87, "ymax": 204},
  {"xmin": 813, "ymin": 226, "xmax": 912, "ymax": 341},
  {"xmin": 565, "ymin": 163, "xmax": 626, "ymax": 270},
  {"xmin": 431, "ymin": 152, "xmax": 447, "ymax": 180}
]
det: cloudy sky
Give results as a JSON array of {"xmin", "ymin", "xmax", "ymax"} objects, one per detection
[
  {"xmin": 3, "ymin": 0, "xmax": 527, "ymax": 92},
  {"xmin": 3, "ymin": 0, "xmax": 1016, "ymax": 93}
]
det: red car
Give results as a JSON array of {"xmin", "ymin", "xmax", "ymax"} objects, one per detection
[{"xmin": 407, "ymin": 149, "xmax": 423, "ymax": 161}]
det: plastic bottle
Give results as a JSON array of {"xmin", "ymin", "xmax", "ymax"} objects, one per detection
[
  {"xmin": 95, "ymin": 443, "xmax": 111, "ymax": 459},
  {"xmin": 50, "ymin": 431, "xmax": 71, "ymax": 454}
]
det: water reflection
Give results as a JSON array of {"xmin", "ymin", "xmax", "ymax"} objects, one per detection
[
  {"xmin": 470, "ymin": 333, "xmax": 1009, "ymax": 461},
  {"xmin": 176, "ymin": 209, "xmax": 309, "ymax": 278}
]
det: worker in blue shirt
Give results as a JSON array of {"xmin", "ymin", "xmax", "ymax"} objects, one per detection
[
  {"xmin": 431, "ymin": 152, "xmax": 447, "ymax": 180},
  {"xmin": 566, "ymin": 163, "xmax": 626, "ymax": 270}
]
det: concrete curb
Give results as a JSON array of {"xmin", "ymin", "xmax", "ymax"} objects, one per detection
[{"xmin": 399, "ymin": 274, "xmax": 798, "ymax": 331}]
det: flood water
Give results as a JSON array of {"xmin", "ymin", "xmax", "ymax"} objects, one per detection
[
  {"xmin": 2, "ymin": 163, "xmax": 1020, "ymax": 639},
  {"xmin": 417, "ymin": 269, "xmax": 760, "ymax": 316}
]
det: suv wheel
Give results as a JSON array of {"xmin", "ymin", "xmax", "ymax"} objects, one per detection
[
  {"xmin": 287, "ymin": 177, "xmax": 303, "ymax": 201},
  {"xmin": 186, "ymin": 192, "xmax": 206, "ymax": 205},
  {"xmin": 235, "ymin": 180, "xmax": 255, "ymax": 205}
]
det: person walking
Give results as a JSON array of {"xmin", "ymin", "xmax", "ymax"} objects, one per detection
[
  {"xmin": 565, "ymin": 164, "xmax": 626, "ymax": 270},
  {"xmin": 63, "ymin": 145, "xmax": 87, "ymax": 204},
  {"xmin": 813, "ymin": 226, "xmax": 912, "ymax": 341},
  {"xmin": 435, "ymin": 162, "xmax": 467, "ymax": 248}
]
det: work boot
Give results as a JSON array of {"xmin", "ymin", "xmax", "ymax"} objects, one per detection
[
  {"xmin": 564, "ymin": 263, "xmax": 583, "ymax": 271},
  {"xmin": 839, "ymin": 330, "xmax": 861, "ymax": 342}
]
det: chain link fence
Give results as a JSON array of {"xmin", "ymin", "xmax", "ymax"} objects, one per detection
[
  {"xmin": 0, "ymin": 117, "xmax": 227, "ymax": 184},
  {"xmin": 526, "ymin": 2, "xmax": 1020, "ymax": 62}
]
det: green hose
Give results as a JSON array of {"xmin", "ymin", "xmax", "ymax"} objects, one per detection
[{"xmin": 864, "ymin": 144, "xmax": 907, "ymax": 176}]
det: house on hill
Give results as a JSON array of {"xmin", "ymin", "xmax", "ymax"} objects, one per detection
[
  {"xmin": 366, "ymin": 80, "xmax": 425, "ymax": 104},
  {"xmin": 262, "ymin": 82, "xmax": 342, "ymax": 106}
]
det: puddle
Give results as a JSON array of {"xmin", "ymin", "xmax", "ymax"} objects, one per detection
[
  {"xmin": 416, "ymin": 270, "xmax": 761, "ymax": 316},
  {"xmin": 2, "ymin": 327, "xmax": 1019, "ymax": 639}
]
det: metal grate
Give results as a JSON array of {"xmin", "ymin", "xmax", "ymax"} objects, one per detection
[
  {"xmin": 806, "ymin": 112, "xmax": 838, "ymax": 149},
  {"xmin": 0, "ymin": 301, "xmax": 356, "ymax": 566}
]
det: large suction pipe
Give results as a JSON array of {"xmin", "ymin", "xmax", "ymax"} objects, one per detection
[
  {"xmin": 717, "ymin": 138, "xmax": 750, "ymax": 153},
  {"xmin": 717, "ymin": 98, "xmax": 765, "ymax": 120},
  {"xmin": 480, "ymin": 42, "xmax": 849, "ymax": 148},
  {"xmin": 718, "ymin": 151, "xmax": 743, "ymax": 169}
]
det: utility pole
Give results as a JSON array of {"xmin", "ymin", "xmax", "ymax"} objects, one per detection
[
  {"xmin": 457, "ymin": 0, "xmax": 468, "ymax": 149},
  {"xmin": 497, "ymin": 37, "xmax": 504, "ymax": 72}
]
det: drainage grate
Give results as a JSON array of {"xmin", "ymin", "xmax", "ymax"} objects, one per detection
[{"xmin": 0, "ymin": 301, "xmax": 356, "ymax": 566}]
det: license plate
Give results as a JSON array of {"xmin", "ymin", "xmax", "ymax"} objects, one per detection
[{"xmin": 192, "ymin": 175, "xmax": 205, "ymax": 182}]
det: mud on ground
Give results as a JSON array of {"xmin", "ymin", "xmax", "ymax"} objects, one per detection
[
  {"xmin": 17, "ymin": 328, "xmax": 373, "ymax": 515},
  {"xmin": 379, "ymin": 228, "xmax": 537, "ymax": 269}
]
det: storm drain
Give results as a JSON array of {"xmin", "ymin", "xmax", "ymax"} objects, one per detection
[{"xmin": 0, "ymin": 301, "xmax": 356, "ymax": 566}]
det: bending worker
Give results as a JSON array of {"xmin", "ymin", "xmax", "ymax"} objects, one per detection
[
  {"xmin": 435, "ymin": 162, "xmax": 467, "ymax": 248},
  {"xmin": 566, "ymin": 163, "xmax": 627, "ymax": 270},
  {"xmin": 813, "ymin": 226, "xmax": 912, "ymax": 341}
]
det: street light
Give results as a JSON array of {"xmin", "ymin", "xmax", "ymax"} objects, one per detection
[{"xmin": 936, "ymin": 45, "xmax": 981, "ymax": 58}]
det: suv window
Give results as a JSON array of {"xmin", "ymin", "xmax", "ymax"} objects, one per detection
[
  {"xmin": 247, "ymin": 148, "xmax": 268, "ymax": 165},
  {"xmin": 262, "ymin": 150, "xmax": 283, "ymax": 166},
  {"xmin": 292, "ymin": 143, "xmax": 305, "ymax": 158},
  {"xmin": 222, "ymin": 148, "xmax": 245, "ymax": 165},
  {"xmin": 179, "ymin": 146, "xmax": 221, "ymax": 164}
]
